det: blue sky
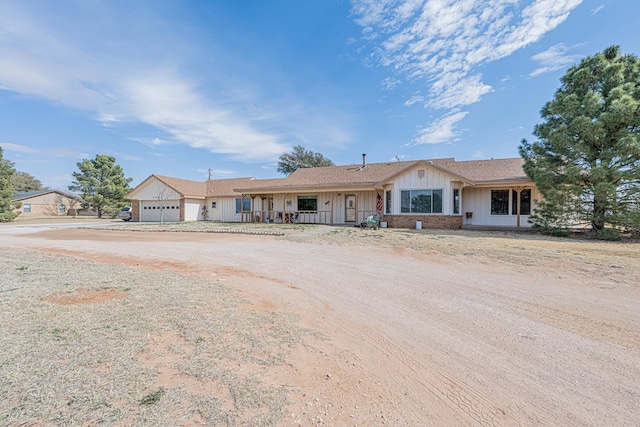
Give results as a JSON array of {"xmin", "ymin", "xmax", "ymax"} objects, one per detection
[{"xmin": 1, "ymin": 0, "xmax": 637, "ymax": 189}]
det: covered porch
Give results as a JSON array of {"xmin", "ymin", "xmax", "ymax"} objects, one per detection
[{"xmin": 237, "ymin": 190, "xmax": 383, "ymax": 225}]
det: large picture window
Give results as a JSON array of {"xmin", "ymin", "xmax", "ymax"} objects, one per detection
[
  {"xmin": 235, "ymin": 197, "xmax": 251, "ymax": 213},
  {"xmin": 512, "ymin": 189, "xmax": 531, "ymax": 215},
  {"xmin": 297, "ymin": 195, "xmax": 317, "ymax": 211},
  {"xmin": 491, "ymin": 190, "xmax": 509, "ymax": 215},
  {"xmin": 400, "ymin": 189, "xmax": 443, "ymax": 214}
]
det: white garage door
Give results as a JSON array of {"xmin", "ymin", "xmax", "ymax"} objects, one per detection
[{"xmin": 140, "ymin": 200, "xmax": 181, "ymax": 222}]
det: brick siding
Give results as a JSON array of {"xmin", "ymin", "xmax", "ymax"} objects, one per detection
[
  {"xmin": 131, "ymin": 200, "xmax": 140, "ymax": 221},
  {"xmin": 384, "ymin": 215, "xmax": 462, "ymax": 229}
]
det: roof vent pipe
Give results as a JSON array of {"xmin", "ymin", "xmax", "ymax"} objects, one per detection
[{"xmin": 362, "ymin": 153, "xmax": 366, "ymax": 167}]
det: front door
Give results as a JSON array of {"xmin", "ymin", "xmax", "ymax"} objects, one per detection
[{"xmin": 345, "ymin": 195, "xmax": 356, "ymax": 222}]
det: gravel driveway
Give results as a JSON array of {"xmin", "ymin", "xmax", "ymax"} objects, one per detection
[{"xmin": 1, "ymin": 222, "xmax": 638, "ymax": 426}]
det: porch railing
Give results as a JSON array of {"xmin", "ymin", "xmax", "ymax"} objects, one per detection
[
  {"xmin": 242, "ymin": 210, "xmax": 332, "ymax": 224},
  {"xmin": 242, "ymin": 209, "xmax": 382, "ymax": 225}
]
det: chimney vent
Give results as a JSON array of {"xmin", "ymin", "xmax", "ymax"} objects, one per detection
[{"xmin": 362, "ymin": 153, "xmax": 367, "ymax": 167}]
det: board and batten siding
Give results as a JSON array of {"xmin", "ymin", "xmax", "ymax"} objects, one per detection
[
  {"xmin": 131, "ymin": 178, "xmax": 181, "ymax": 200},
  {"xmin": 387, "ymin": 166, "xmax": 455, "ymax": 215},
  {"xmin": 183, "ymin": 199, "xmax": 205, "ymax": 221},
  {"xmin": 462, "ymin": 187, "xmax": 540, "ymax": 227},
  {"xmin": 206, "ymin": 197, "xmax": 242, "ymax": 222}
]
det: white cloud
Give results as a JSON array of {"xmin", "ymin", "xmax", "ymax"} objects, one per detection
[
  {"xmin": 49, "ymin": 148, "xmax": 90, "ymax": 159},
  {"xmin": 592, "ymin": 5, "xmax": 604, "ymax": 14},
  {"xmin": 381, "ymin": 77, "xmax": 402, "ymax": 90},
  {"xmin": 1, "ymin": 142, "xmax": 37, "ymax": 153},
  {"xmin": 410, "ymin": 111, "xmax": 468, "ymax": 145},
  {"xmin": 529, "ymin": 43, "xmax": 583, "ymax": 77},
  {"xmin": 194, "ymin": 168, "xmax": 235, "ymax": 178},
  {"xmin": 351, "ymin": 0, "xmax": 584, "ymax": 142},
  {"xmin": 427, "ymin": 75, "xmax": 493, "ymax": 110},
  {"xmin": 403, "ymin": 92, "xmax": 424, "ymax": 107},
  {"xmin": 0, "ymin": 2, "xmax": 321, "ymax": 164}
]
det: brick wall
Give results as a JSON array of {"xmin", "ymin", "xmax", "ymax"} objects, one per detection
[
  {"xmin": 384, "ymin": 215, "xmax": 462, "ymax": 229},
  {"xmin": 131, "ymin": 200, "xmax": 140, "ymax": 221}
]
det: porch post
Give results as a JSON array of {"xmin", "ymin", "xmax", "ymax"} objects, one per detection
[
  {"xmin": 329, "ymin": 192, "xmax": 338, "ymax": 225},
  {"xmin": 514, "ymin": 188, "xmax": 522, "ymax": 228},
  {"xmin": 250, "ymin": 195, "xmax": 257, "ymax": 222}
]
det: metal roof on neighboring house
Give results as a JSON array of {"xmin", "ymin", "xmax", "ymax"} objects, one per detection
[{"xmin": 13, "ymin": 189, "xmax": 81, "ymax": 201}]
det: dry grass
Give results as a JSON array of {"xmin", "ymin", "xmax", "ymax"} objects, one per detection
[
  {"xmin": 92, "ymin": 220, "xmax": 640, "ymax": 272},
  {"xmin": 0, "ymin": 249, "xmax": 314, "ymax": 426}
]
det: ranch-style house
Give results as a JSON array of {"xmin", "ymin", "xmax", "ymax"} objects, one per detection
[{"xmin": 125, "ymin": 155, "xmax": 539, "ymax": 229}]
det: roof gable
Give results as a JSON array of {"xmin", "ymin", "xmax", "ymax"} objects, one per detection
[{"xmin": 127, "ymin": 175, "xmax": 207, "ymax": 199}]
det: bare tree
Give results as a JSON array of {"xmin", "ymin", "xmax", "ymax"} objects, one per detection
[{"xmin": 155, "ymin": 188, "xmax": 172, "ymax": 224}]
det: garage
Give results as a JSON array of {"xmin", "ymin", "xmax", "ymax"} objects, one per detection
[{"xmin": 139, "ymin": 200, "xmax": 181, "ymax": 222}]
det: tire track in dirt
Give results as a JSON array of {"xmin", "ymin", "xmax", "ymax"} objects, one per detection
[{"xmin": 354, "ymin": 323, "xmax": 505, "ymax": 427}]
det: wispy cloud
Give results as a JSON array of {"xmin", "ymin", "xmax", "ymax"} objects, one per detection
[
  {"xmin": 0, "ymin": 2, "xmax": 331, "ymax": 164},
  {"xmin": 403, "ymin": 92, "xmax": 424, "ymax": 107},
  {"xmin": 410, "ymin": 111, "xmax": 468, "ymax": 146},
  {"xmin": 194, "ymin": 168, "xmax": 235, "ymax": 179},
  {"xmin": 1, "ymin": 142, "xmax": 37, "ymax": 153},
  {"xmin": 529, "ymin": 43, "xmax": 583, "ymax": 77},
  {"xmin": 49, "ymin": 148, "xmax": 90, "ymax": 159},
  {"xmin": 351, "ymin": 0, "xmax": 584, "ymax": 143}
]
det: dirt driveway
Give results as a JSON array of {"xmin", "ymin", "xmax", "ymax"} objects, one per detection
[{"xmin": 1, "ymin": 223, "xmax": 639, "ymax": 426}]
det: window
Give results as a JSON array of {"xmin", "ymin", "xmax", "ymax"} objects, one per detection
[
  {"xmin": 400, "ymin": 189, "xmax": 443, "ymax": 214},
  {"xmin": 235, "ymin": 197, "xmax": 251, "ymax": 213},
  {"xmin": 211, "ymin": 201, "xmax": 217, "ymax": 209},
  {"xmin": 453, "ymin": 189, "xmax": 460, "ymax": 214},
  {"xmin": 417, "ymin": 169, "xmax": 425, "ymax": 179},
  {"xmin": 59, "ymin": 204, "xmax": 66, "ymax": 214},
  {"xmin": 297, "ymin": 195, "xmax": 317, "ymax": 211},
  {"xmin": 385, "ymin": 190, "xmax": 391, "ymax": 214},
  {"xmin": 491, "ymin": 190, "xmax": 510, "ymax": 215},
  {"xmin": 23, "ymin": 203, "xmax": 31, "ymax": 213},
  {"xmin": 512, "ymin": 189, "xmax": 531, "ymax": 215}
]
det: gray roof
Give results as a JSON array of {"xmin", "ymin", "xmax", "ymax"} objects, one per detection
[{"xmin": 13, "ymin": 189, "xmax": 80, "ymax": 201}]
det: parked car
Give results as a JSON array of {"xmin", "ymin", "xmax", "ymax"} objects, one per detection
[{"xmin": 118, "ymin": 206, "xmax": 132, "ymax": 221}]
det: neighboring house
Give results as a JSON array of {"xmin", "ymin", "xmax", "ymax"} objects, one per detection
[
  {"xmin": 12, "ymin": 190, "xmax": 82, "ymax": 216},
  {"xmin": 126, "ymin": 156, "xmax": 539, "ymax": 229}
]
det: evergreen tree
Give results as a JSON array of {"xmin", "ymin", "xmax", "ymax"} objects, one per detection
[
  {"xmin": 277, "ymin": 145, "xmax": 334, "ymax": 175},
  {"xmin": 519, "ymin": 46, "xmax": 640, "ymax": 237},
  {"xmin": 69, "ymin": 155, "xmax": 132, "ymax": 218},
  {"xmin": 0, "ymin": 147, "xmax": 21, "ymax": 222},
  {"xmin": 11, "ymin": 171, "xmax": 44, "ymax": 192}
]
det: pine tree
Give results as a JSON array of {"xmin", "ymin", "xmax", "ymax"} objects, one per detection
[
  {"xmin": 0, "ymin": 147, "xmax": 21, "ymax": 222},
  {"xmin": 520, "ymin": 46, "xmax": 640, "ymax": 237},
  {"xmin": 69, "ymin": 155, "xmax": 132, "ymax": 218}
]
